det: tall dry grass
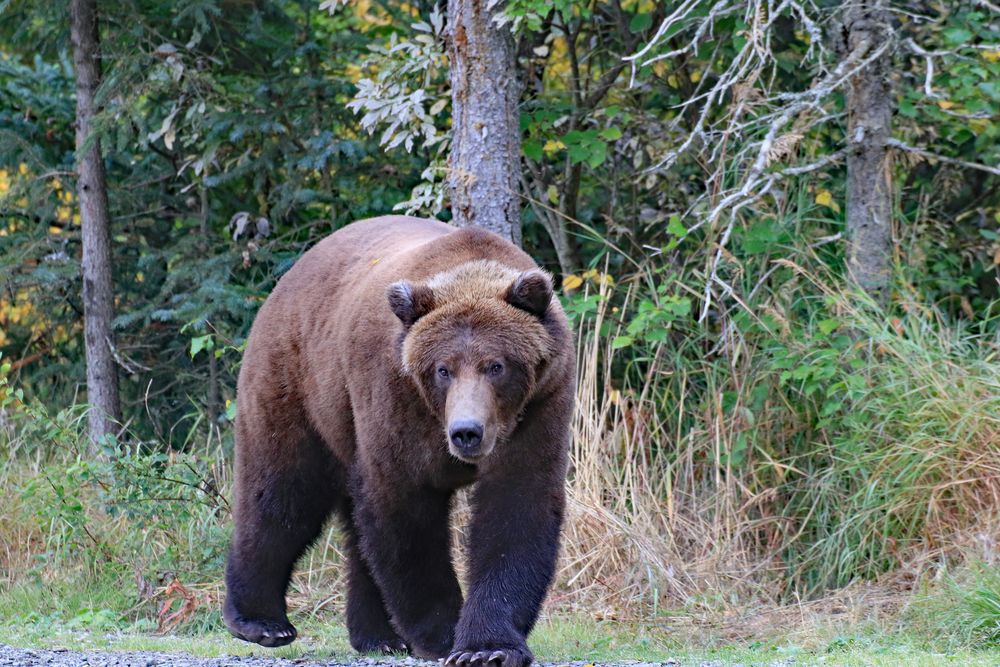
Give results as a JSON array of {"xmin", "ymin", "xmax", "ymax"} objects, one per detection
[{"xmin": 552, "ymin": 267, "xmax": 1000, "ymax": 617}]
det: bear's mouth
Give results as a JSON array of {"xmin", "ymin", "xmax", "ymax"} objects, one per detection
[{"xmin": 447, "ymin": 437, "xmax": 495, "ymax": 463}]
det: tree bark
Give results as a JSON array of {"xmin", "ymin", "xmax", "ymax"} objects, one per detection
[
  {"xmin": 71, "ymin": 0, "xmax": 122, "ymax": 445},
  {"xmin": 447, "ymin": 0, "xmax": 523, "ymax": 245},
  {"xmin": 844, "ymin": 1, "xmax": 894, "ymax": 305}
]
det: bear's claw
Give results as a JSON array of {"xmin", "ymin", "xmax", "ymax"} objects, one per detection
[
  {"xmin": 356, "ymin": 638, "xmax": 409, "ymax": 655},
  {"xmin": 226, "ymin": 616, "xmax": 297, "ymax": 648},
  {"xmin": 445, "ymin": 648, "xmax": 529, "ymax": 667}
]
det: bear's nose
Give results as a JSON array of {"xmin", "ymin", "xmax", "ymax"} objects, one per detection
[{"xmin": 449, "ymin": 420, "xmax": 484, "ymax": 451}]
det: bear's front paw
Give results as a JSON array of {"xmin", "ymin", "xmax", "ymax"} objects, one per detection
[
  {"xmin": 226, "ymin": 615, "xmax": 297, "ymax": 647},
  {"xmin": 353, "ymin": 637, "xmax": 409, "ymax": 655},
  {"xmin": 444, "ymin": 645, "xmax": 533, "ymax": 667}
]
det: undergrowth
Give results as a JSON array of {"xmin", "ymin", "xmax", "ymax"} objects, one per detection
[{"xmin": 1, "ymin": 259, "xmax": 999, "ymax": 650}]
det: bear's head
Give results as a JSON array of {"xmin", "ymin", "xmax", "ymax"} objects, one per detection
[{"xmin": 387, "ymin": 260, "xmax": 556, "ymax": 463}]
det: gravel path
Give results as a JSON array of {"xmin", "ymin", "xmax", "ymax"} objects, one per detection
[{"xmin": 0, "ymin": 646, "xmax": 701, "ymax": 667}]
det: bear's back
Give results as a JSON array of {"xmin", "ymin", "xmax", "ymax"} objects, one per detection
[
  {"xmin": 276, "ymin": 216, "xmax": 535, "ymax": 306},
  {"xmin": 236, "ymin": 216, "xmax": 543, "ymax": 464}
]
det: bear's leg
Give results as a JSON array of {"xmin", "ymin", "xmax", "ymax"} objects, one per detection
[
  {"xmin": 447, "ymin": 411, "xmax": 570, "ymax": 667},
  {"xmin": 337, "ymin": 504, "xmax": 408, "ymax": 654},
  {"xmin": 224, "ymin": 428, "xmax": 340, "ymax": 648},
  {"xmin": 351, "ymin": 477, "xmax": 463, "ymax": 659}
]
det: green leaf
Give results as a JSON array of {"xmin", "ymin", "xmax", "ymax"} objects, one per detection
[
  {"xmin": 587, "ymin": 141, "xmax": 608, "ymax": 168},
  {"xmin": 599, "ymin": 126, "xmax": 623, "ymax": 141},
  {"xmin": 669, "ymin": 297, "xmax": 692, "ymax": 317},
  {"xmin": 821, "ymin": 399, "xmax": 842, "ymax": 417},
  {"xmin": 818, "ymin": 318, "xmax": 839, "ymax": 335},
  {"xmin": 190, "ymin": 334, "xmax": 213, "ymax": 359},
  {"xmin": 943, "ymin": 28, "xmax": 973, "ymax": 45},
  {"xmin": 523, "ymin": 138, "xmax": 543, "ymax": 162},
  {"xmin": 567, "ymin": 143, "xmax": 590, "ymax": 164},
  {"xmin": 629, "ymin": 12, "xmax": 653, "ymax": 33},
  {"xmin": 611, "ymin": 335, "xmax": 633, "ymax": 350},
  {"xmin": 977, "ymin": 81, "xmax": 1000, "ymax": 101},
  {"xmin": 667, "ymin": 215, "xmax": 686, "ymax": 237}
]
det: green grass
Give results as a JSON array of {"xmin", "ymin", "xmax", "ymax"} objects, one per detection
[
  {"xmin": 4, "ymin": 612, "xmax": 1000, "ymax": 666},
  {"xmin": 4, "ymin": 565, "xmax": 1000, "ymax": 666}
]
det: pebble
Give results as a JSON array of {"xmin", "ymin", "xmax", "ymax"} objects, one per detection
[{"xmin": 0, "ymin": 646, "xmax": 702, "ymax": 667}]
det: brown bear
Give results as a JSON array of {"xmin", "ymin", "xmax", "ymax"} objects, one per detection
[{"xmin": 223, "ymin": 215, "xmax": 575, "ymax": 667}]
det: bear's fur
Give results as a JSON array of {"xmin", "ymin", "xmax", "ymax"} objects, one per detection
[{"xmin": 223, "ymin": 216, "xmax": 575, "ymax": 667}]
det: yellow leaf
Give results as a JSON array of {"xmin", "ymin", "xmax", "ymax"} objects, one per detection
[
  {"xmin": 57, "ymin": 206, "xmax": 72, "ymax": 222},
  {"xmin": 936, "ymin": 100, "xmax": 955, "ymax": 110},
  {"xmin": 667, "ymin": 74, "xmax": 679, "ymax": 88},
  {"xmin": 815, "ymin": 189, "xmax": 840, "ymax": 213},
  {"xmin": 543, "ymin": 139, "xmax": 565, "ymax": 154},
  {"xmin": 18, "ymin": 163, "xmax": 28, "ymax": 175},
  {"xmin": 982, "ymin": 50, "xmax": 1000, "ymax": 63},
  {"xmin": 689, "ymin": 70, "xmax": 702, "ymax": 83},
  {"xmin": 562, "ymin": 274, "xmax": 583, "ymax": 291},
  {"xmin": 581, "ymin": 268, "xmax": 598, "ymax": 280},
  {"xmin": 546, "ymin": 184, "xmax": 558, "ymax": 205},
  {"xmin": 345, "ymin": 63, "xmax": 363, "ymax": 83}
]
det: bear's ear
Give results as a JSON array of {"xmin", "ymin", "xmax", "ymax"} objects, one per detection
[
  {"xmin": 387, "ymin": 280, "xmax": 435, "ymax": 327},
  {"xmin": 505, "ymin": 269, "xmax": 553, "ymax": 318}
]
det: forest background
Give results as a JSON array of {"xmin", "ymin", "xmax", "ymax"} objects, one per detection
[{"xmin": 1, "ymin": 0, "xmax": 1000, "ymax": 663}]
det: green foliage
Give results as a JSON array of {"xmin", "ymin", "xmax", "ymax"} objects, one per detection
[
  {"xmin": 1, "ymin": 0, "xmax": 427, "ymax": 445},
  {"xmin": 965, "ymin": 584, "xmax": 1000, "ymax": 646},
  {"xmin": 17, "ymin": 440, "xmax": 229, "ymax": 577},
  {"xmin": 4, "ymin": 358, "xmax": 228, "ymax": 579}
]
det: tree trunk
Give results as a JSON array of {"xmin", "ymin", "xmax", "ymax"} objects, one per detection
[
  {"xmin": 200, "ymin": 187, "xmax": 221, "ymax": 429},
  {"xmin": 71, "ymin": 0, "xmax": 121, "ymax": 445},
  {"xmin": 447, "ymin": 0, "xmax": 522, "ymax": 245},
  {"xmin": 844, "ymin": 1, "xmax": 894, "ymax": 305}
]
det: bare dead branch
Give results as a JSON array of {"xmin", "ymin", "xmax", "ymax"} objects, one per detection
[{"xmin": 888, "ymin": 139, "xmax": 1000, "ymax": 177}]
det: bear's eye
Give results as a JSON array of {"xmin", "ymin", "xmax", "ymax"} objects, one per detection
[
  {"xmin": 487, "ymin": 362, "xmax": 504, "ymax": 377},
  {"xmin": 437, "ymin": 366, "xmax": 450, "ymax": 379}
]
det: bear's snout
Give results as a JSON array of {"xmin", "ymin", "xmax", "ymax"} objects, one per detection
[
  {"xmin": 449, "ymin": 419, "xmax": 484, "ymax": 455},
  {"xmin": 444, "ymin": 373, "xmax": 498, "ymax": 462}
]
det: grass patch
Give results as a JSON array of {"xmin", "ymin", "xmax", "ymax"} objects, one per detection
[
  {"xmin": 4, "ymin": 558, "xmax": 1000, "ymax": 665},
  {"xmin": 5, "ymin": 612, "xmax": 1000, "ymax": 666}
]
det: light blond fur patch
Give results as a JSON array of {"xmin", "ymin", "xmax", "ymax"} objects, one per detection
[
  {"xmin": 424, "ymin": 259, "xmax": 524, "ymax": 303},
  {"xmin": 400, "ymin": 260, "xmax": 554, "ymax": 374}
]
